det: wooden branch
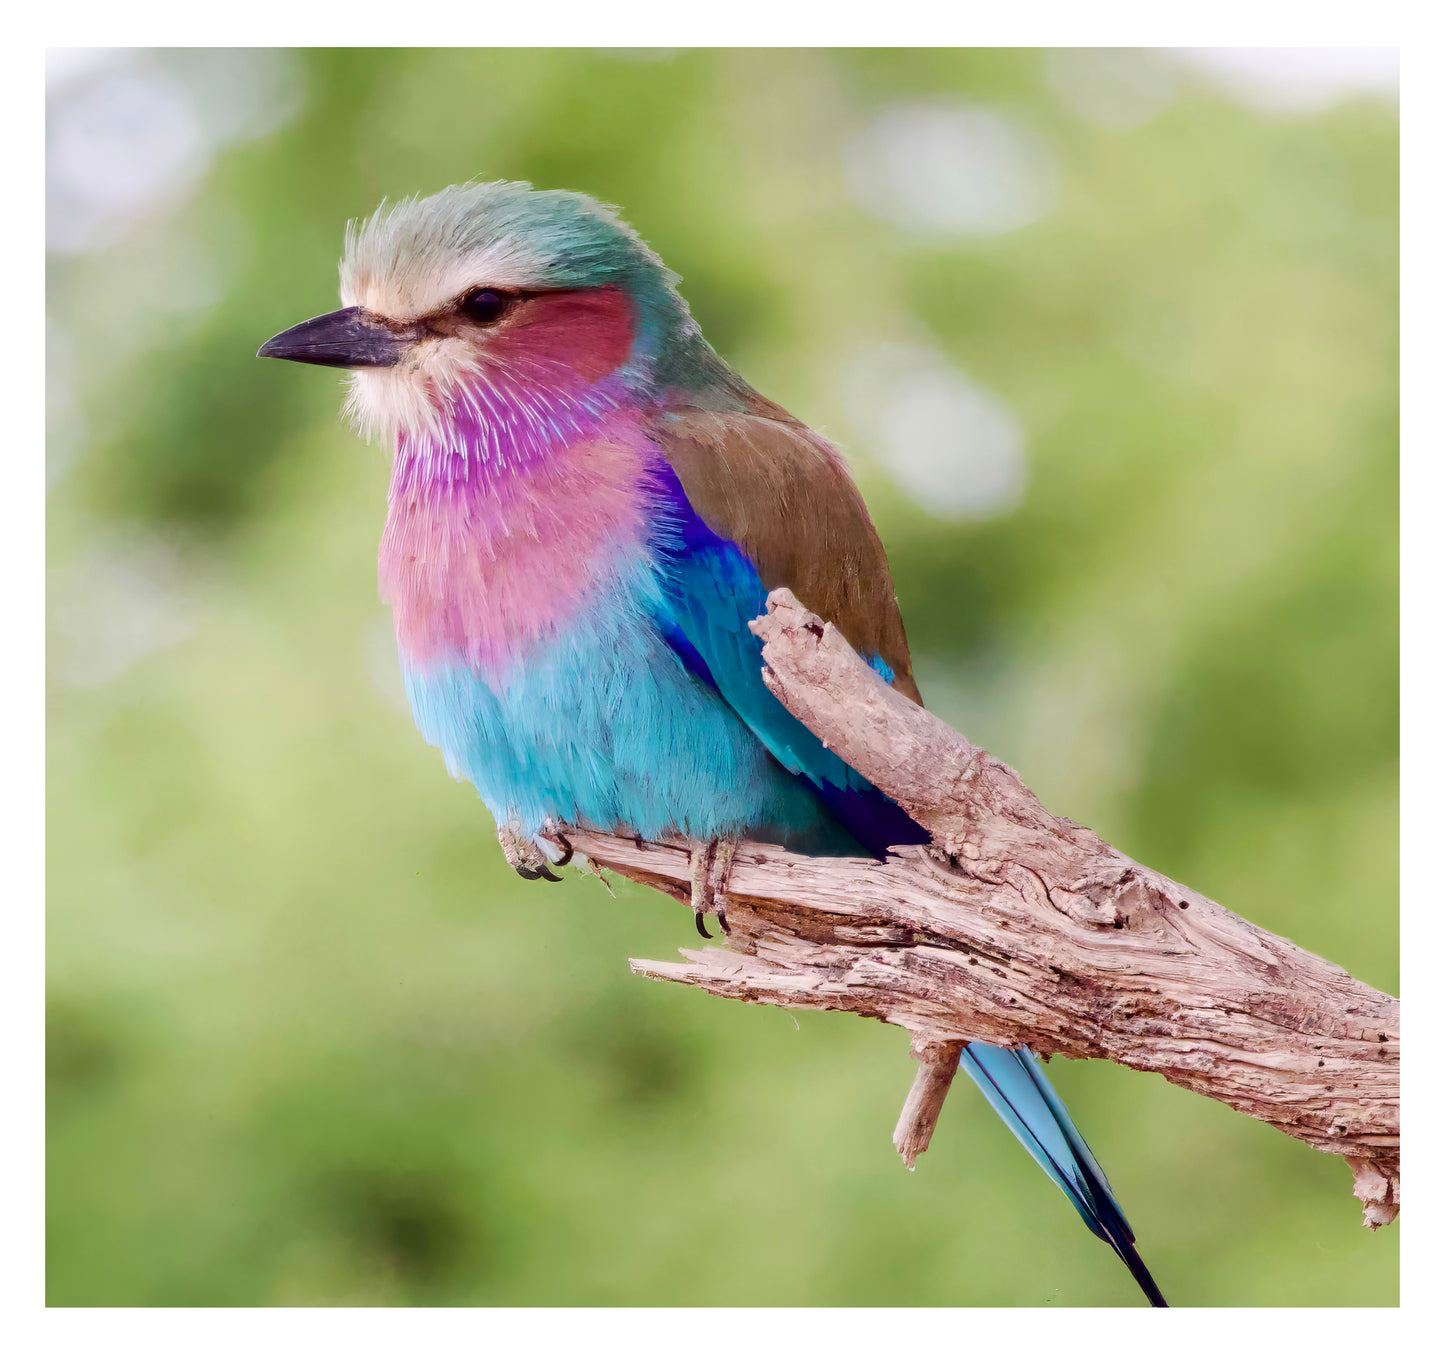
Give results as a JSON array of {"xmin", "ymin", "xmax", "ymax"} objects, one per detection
[
  {"xmin": 893, "ymin": 1037, "xmax": 965, "ymax": 1171},
  {"xmin": 546, "ymin": 589, "xmax": 1400, "ymax": 1227}
]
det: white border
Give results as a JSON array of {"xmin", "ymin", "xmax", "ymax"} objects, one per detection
[{"xmin": 16, "ymin": 13, "xmax": 1420, "ymax": 1345}]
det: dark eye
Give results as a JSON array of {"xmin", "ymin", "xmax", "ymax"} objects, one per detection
[{"xmin": 459, "ymin": 288, "xmax": 510, "ymax": 324}]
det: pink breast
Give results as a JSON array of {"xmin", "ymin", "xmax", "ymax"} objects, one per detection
[{"xmin": 380, "ymin": 413, "xmax": 654, "ymax": 675}]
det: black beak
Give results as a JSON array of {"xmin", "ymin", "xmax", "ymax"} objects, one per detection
[{"xmin": 257, "ymin": 306, "xmax": 406, "ymax": 369}]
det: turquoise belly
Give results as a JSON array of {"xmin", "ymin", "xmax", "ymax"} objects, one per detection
[{"xmin": 400, "ymin": 599, "xmax": 849, "ymax": 852}]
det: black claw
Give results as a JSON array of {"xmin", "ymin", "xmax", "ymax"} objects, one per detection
[
  {"xmin": 538, "ymin": 865, "xmax": 563, "ymax": 883},
  {"xmin": 514, "ymin": 865, "xmax": 543, "ymax": 881},
  {"xmin": 551, "ymin": 833, "xmax": 574, "ymax": 868},
  {"xmin": 694, "ymin": 911, "xmax": 713, "ymax": 939},
  {"xmin": 717, "ymin": 910, "xmax": 731, "ymax": 935}
]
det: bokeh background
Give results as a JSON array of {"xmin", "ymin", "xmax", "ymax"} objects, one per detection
[{"xmin": 46, "ymin": 48, "xmax": 1399, "ymax": 1307}]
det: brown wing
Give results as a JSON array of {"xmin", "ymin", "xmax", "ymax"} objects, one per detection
[{"xmin": 651, "ymin": 402, "xmax": 922, "ymax": 706}]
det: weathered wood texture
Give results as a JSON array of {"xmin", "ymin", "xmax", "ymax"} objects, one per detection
[{"xmin": 547, "ymin": 589, "xmax": 1400, "ymax": 1227}]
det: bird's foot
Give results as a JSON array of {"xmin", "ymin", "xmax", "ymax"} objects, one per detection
[
  {"xmin": 545, "ymin": 827, "xmax": 575, "ymax": 869},
  {"xmin": 688, "ymin": 837, "xmax": 739, "ymax": 938},
  {"xmin": 498, "ymin": 820, "xmax": 564, "ymax": 882}
]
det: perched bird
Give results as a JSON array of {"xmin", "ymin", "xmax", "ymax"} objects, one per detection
[{"xmin": 259, "ymin": 180, "xmax": 1167, "ymax": 1307}]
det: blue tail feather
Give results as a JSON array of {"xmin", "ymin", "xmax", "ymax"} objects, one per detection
[{"xmin": 958, "ymin": 1044, "xmax": 1168, "ymax": 1308}]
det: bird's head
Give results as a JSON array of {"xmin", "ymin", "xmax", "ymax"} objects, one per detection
[{"xmin": 259, "ymin": 180, "xmax": 717, "ymax": 448}]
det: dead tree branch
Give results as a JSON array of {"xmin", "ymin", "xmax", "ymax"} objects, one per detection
[{"xmin": 545, "ymin": 589, "xmax": 1399, "ymax": 1227}]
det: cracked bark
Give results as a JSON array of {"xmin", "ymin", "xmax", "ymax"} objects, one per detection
[{"xmin": 544, "ymin": 588, "xmax": 1400, "ymax": 1227}]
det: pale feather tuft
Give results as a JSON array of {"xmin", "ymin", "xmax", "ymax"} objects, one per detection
[
  {"xmin": 341, "ymin": 188, "xmax": 548, "ymax": 320},
  {"xmin": 343, "ymin": 342, "xmax": 471, "ymax": 445},
  {"xmin": 338, "ymin": 178, "xmax": 678, "ymax": 320}
]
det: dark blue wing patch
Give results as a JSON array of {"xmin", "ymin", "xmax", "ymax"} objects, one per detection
[{"xmin": 645, "ymin": 458, "xmax": 927, "ymax": 858}]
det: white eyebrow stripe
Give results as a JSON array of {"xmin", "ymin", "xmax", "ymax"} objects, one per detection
[{"xmin": 340, "ymin": 235, "xmax": 551, "ymax": 321}]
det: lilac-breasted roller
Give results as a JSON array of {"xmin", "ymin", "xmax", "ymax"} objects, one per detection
[{"xmin": 259, "ymin": 180, "xmax": 1167, "ymax": 1307}]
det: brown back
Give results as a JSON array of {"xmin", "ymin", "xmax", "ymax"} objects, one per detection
[{"xmin": 651, "ymin": 404, "xmax": 922, "ymax": 706}]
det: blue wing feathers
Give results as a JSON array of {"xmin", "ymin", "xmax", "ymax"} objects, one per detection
[{"xmin": 647, "ymin": 459, "xmax": 927, "ymax": 857}]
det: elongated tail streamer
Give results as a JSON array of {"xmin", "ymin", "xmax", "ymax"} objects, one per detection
[{"xmin": 958, "ymin": 1044, "xmax": 1168, "ymax": 1308}]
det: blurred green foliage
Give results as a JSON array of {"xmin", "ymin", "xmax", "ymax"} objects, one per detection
[{"xmin": 47, "ymin": 49, "xmax": 1397, "ymax": 1306}]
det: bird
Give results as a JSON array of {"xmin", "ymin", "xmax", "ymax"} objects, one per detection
[{"xmin": 258, "ymin": 179, "xmax": 1168, "ymax": 1308}]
